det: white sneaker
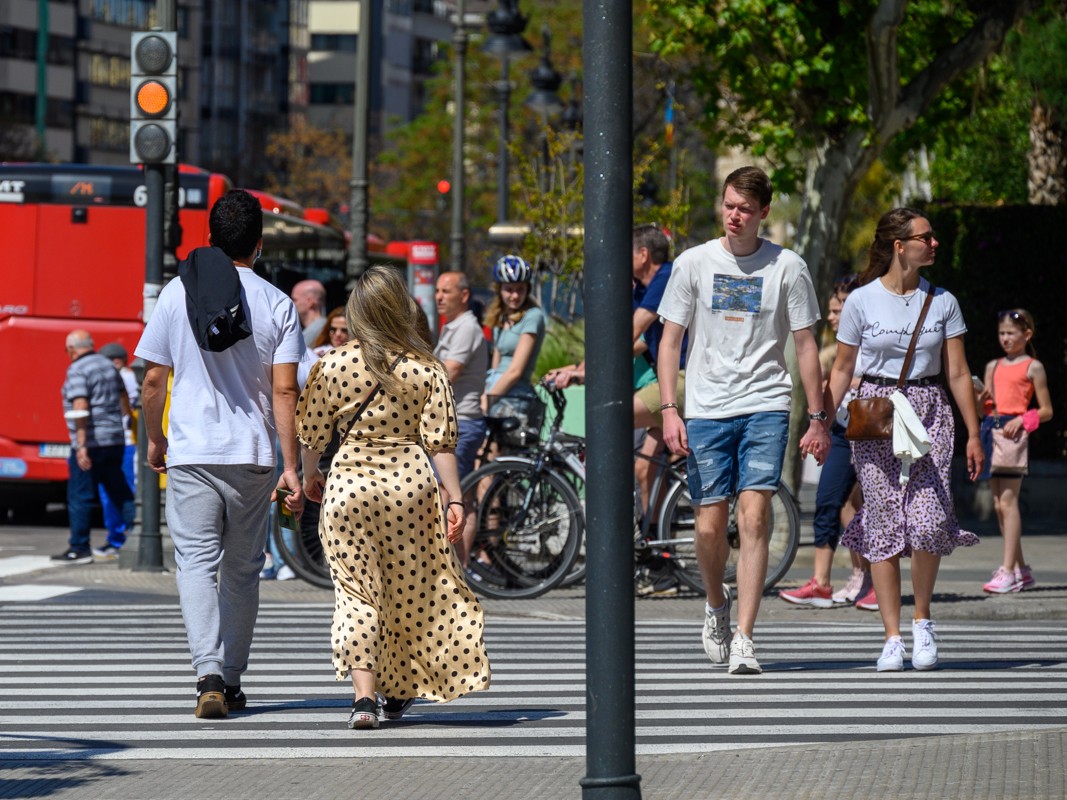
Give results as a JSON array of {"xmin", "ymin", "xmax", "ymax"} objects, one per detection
[
  {"xmin": 728, "ymin": 631, "xmax": 762, "ymax": 674},
  {"xmin": 276, "ymin": 564, "xmax": 296, "ymax": 581},
  {"xmin": 876, "ymin": 635, "xmax": 906, "ymax": 671},
  {"xmin": 701, "ymin": 584, "xmax": 732, "ymax": 664},
  {"xmin": 831, "ymin": 568, "xmax": 864, "ymax": 605},
  {"xmin": 911, "ymin": 619, "xmax": 939, "ymax": 671}
]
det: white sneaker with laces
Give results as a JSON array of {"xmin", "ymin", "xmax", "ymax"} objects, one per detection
[
  {"xmin": 701, "ymin": 584, "xmax": 732, "ymax": 664},
  {"xmin": 877, "ymin": 635, "xmax": 906, "ymax": 672},
  {"xmin": 728, "ymin": 631, "xmax": 762, "ymax": 675},
  {"xmin": 911, "ymin": 618, "xmax": 939, "ymax": 670}
]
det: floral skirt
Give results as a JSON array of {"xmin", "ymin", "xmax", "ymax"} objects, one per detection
[{"xmin": 841, "ymin": 382, "xmax": 978, "ymax": 562}]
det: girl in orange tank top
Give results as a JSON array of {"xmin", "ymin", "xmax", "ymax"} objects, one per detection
[{"xmin": 977, "ymin": 309, "xmax": 1054, "ymax": 594}]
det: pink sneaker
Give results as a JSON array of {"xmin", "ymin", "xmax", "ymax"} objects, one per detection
[
  {"xmin": 779, "ymin": 578, "xmax": 834, "ymax": 608},
  {"xmin": 832, "ymin": 568, "xmax": 864, "ymax": 605},
  {"xmin": 984, "ymin": 566, "xmax": 1022, "ymax": 594},
  {"xmin": 1018, "ymin": 565, "xmax": 1036, "ymax": 590},
  {"xmin": 854, "ymin": 584, "xmax": 878, "ymax": 611}
]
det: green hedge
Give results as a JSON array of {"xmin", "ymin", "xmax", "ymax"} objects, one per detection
[{"xmin": 923, "ymin": 204, "xmax": 1067, "ymax": 459}]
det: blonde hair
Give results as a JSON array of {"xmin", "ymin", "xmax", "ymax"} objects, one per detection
[
  {"xmin": 484, "ymin": 282, "xmax": 538, "ymax": 330},
  {"xmin": 345, "ymin": 266, "xmax": 437, "ymax": 395}
]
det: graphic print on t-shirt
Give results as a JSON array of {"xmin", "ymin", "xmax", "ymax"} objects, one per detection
[{"xmin": 712, "ymin": 275, "xmax": 763, "ymax": 314}]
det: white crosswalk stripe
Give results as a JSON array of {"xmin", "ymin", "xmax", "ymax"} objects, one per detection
[
  {"xmin": 0, "ymin": 554, "xmax": 80, "ymax": 601},
  {"xmin": 1, "ymin": 604, "xmax": 1065, "ymax": 760}
]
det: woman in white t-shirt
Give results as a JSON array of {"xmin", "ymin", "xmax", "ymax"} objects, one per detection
[{"xmin": 826, "ymin": 208, "xmax": 983, "ymax": 673}]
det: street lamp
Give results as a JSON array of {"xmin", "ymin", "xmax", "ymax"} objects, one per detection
[
  {"xmin": 484, "ymin": 0, "xmax": 531, "ymax": 225},
  {"xmin": 450, "ymin": 0, "xmax": 468, "ymax": 272},
  {"xmin": 524, "ymin": 25, "xmax": 563, "ymax": 193}
]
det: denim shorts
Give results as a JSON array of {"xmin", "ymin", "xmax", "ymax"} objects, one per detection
[{"xmin": 686, "ymin": 412, "xmax": 789, "ymax": 504}]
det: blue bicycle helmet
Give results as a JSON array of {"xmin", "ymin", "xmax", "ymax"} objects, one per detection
[{"xmin": 493, "ymin": 254, "xmax": 532, "ymax": 283}]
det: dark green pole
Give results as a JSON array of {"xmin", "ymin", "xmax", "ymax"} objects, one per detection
[
  {"xmin": 580, "ymin": 0, "xmax": 639, "ymax": 798},
  {"xmin": 35, "ymin": 0, "xmax": 48, "ymax": 153},
  {"xmin": 347, "ymin": 0, "xmax": 372, "ymax": 279},
  {"xmin": 136, "ymin": 162, "xmax": 165, "ymax": 572}
]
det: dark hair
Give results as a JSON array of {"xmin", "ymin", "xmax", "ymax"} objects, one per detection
[
  {"xmin": 722, "ymin": 166, "xmax": 772, "ymax": 208},
  {"xmin": 999, "ymin": 308, "xmax": 1038, "ymax": 358},
  {"xmin": 831, "ymin": 272, "xmax": 858, "ymax": 301},
  {"xmin": 209, "ymin": 189, "xmax": 263, "ymax": 260},
  {"xmin": 858, "ymin": 208, "xmax": 924, "ymax": 286},
  {"xmin": 633, "ymin": 223, "xmax": 670, "ymax": 264},
  {"xmin": 311, "ymin": 306, "xmax": 347, "ymax": 350}
]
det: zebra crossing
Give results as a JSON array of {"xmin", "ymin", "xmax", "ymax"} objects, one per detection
[{"xmin": 1, "ymin": 602, "xmax": 1065, "ymax": 760}]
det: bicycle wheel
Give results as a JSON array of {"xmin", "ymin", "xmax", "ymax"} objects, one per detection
[
  {"xmin": 460, "ymin": 460, "xmax": 583, "ymax": 600},
  {"xmin": 656, "ymin": 482, "xmax": 800, "ymax": 593},
  {"xmin": 270, "ymin": 501, "xmax": 333, "ymax": 589},
  {"xmin": 556, "ymin": 469, "xmax": 586, "ymax": 587}
]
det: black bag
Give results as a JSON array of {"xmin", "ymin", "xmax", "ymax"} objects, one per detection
[{"xmin": 178, "ymin": 246, "xmax": 252, "ymax": 352}]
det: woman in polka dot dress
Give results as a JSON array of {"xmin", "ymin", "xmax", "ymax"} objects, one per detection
[
  {"xmin": 826, "ymin": 208, "xmax": 983, "ymax": 673},
  {"xmin": 297, "ymin": 266, "xmax": 491, "ymax": 730}
]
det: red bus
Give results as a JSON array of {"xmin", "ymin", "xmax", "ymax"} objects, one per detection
[{"xmin": 0, "ymin": 162, "xmax": 364, "ymax": 516}]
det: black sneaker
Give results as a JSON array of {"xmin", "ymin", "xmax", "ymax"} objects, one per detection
[
  {"xmin": 348, "ymin": 696, "xmax": 380, "ymax": 729},
  {"xmin": 635, "ymin": 566, "xmax": 680, "ymax": 598},
  {"xmin": 224, "ymin": 685, "xmax": 247, "ymax": 712},
  {"xmin": 51, "ymin": 549, "xmax": 93, "ymax": 565},
  {"xmin": 195, "ymin": 675, "xmax": 227, "ymax": 719},
  {"xmin": 381, "ymin": 696, "xmax": 415, "ymax": 721}
]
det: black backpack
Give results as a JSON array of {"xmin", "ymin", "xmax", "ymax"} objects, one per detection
[{"xmin": 178, "ymin": 246, "xmax": 253, "ymax": 352}]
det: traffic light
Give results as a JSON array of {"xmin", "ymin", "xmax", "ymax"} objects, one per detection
[{"xmin": 130, "ymin": 31, "xmax": 177, "ymax": 164}]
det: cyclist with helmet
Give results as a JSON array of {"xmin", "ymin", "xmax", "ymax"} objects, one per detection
[{"xmin": 481, "ymin": 255, "xmax": 546, "ymax": 440}]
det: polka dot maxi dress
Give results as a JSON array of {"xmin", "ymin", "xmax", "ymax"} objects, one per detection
[{"xmin": 296, "ymin": 344, "xmax": 491, "ymax": 701}]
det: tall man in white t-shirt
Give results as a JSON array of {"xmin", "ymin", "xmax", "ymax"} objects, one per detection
[
  {"xmin": 136, "ymin": 190, "xmax": 306, "ymax": 718},
  {"xmin": 657, "ymin": 166, "xmax": 830, "ymax": 675}
]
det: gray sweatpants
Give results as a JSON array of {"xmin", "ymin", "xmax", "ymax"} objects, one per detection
[{"xmin": 165, "ymin": 464, "xmax": 275, "ymax": 683}]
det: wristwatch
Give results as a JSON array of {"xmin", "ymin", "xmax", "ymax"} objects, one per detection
[{"xmin": 808, "ymin": 410, "xmax": 828, "ymax": 422}]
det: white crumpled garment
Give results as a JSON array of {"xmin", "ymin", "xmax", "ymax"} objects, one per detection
[{"xmin": 889, "ymin": 390, "xmax": 931, "ymax": 485}]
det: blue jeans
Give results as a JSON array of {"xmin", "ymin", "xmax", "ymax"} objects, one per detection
[
  {"xmin": 98, "ymin": 443, "xmax": 136, "ymax": 548},
  {"xmin": 812, "ymin": 423, "xmax": 856, "ymax": 549},
  {"xmin": 686, "ymin": 412, "xmax": 789, "ymax": 504},
  {"xmin": 455, "ymin": 417, "xmax": 488, "ymax": 479},
  {"xmin": 67, "ymin": 444, "xmax": 135, "ymax": 553}
]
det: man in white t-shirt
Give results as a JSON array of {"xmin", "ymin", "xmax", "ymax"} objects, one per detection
[
  {"xmin": 657, "ymin": 166, "xmax": 829, "ymax": 675},
  {"xmin": 136, "ymin": 190, "xmax": 306, "ymax": 719}
]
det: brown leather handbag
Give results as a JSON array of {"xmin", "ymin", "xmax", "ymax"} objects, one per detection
[{"xmin": 844, "ymin": 286, "xmax": 935, "ymax": 441}]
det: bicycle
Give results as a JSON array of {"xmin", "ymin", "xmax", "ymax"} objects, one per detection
[
  {"xmin": 459, "ymin": 385, "xmax": 586, "ymax": 599},
  {"xmin": 461, "ymin": 380, "xmax": 801, "ymax": 597},
  {"xmin": 270, "ymin": 499, "xmax": 332, "ymax": 589}
]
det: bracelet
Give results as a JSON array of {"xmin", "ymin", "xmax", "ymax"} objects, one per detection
[
  {"xmin": 447, "ymin": 501, "xmax": 465, "ymax": 508},
  {"xmin": 659, "ymin": 402, "xmax": 679, "ymax": 411}
]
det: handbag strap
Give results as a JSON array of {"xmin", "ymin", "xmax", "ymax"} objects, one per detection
[
  {"xmin": 894, "ymin": 283, "xmax": 936, "ymax": 390},
  {"xmin": 339, "ymin": 352, "xmax": 404, "ymax": 442}
]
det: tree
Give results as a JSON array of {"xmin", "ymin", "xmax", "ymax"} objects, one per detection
[
  {"xmin": 648, "ymin": 0, "xmax": 1040, "ymax": 297},
  {"xmin": 262, "ymin": 117, "xmax": 352, "ymax": 212},
  {"xmin": 1013, "ymin": 3, "xmax": 1067, "ymax": 204}
]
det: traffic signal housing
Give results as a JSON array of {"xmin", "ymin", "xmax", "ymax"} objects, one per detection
[{"xmin": 130, "ymin": 32, "xmax": 177, "ymax": 164}]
